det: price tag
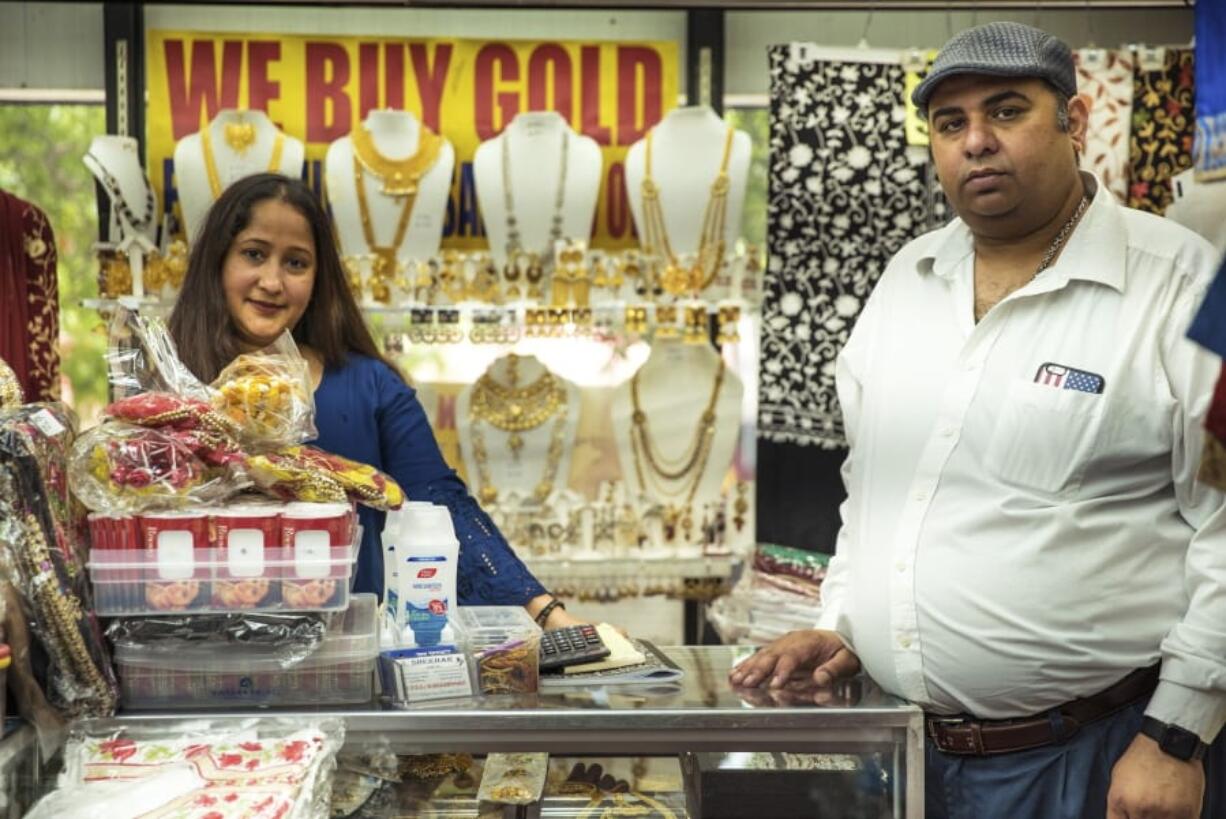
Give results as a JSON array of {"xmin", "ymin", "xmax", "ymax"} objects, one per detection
[
  {"xmin": 29, "ymin": 408, "xmax": 66, "ymax": 438},
  {"xmin": 1079, "ymin": 49, "xmax": 1109, "ymax": 72},
  {"xmin": 155, "ymin": 530, "xmax": 195, "ymax": 581},
  {"xmin": 226, "ymin": 529, "xmax": 266, "ymax": 577}
]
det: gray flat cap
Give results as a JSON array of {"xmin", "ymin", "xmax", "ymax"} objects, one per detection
[{"xmin": 912, "ymin": 21, "xmax": 1076, "ymax": 110}]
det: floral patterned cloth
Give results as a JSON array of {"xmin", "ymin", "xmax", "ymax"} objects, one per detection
[
  {"xmin": 1127, "ymin": 48, "xmax": 1196, "ymax": 215},
  {"xmin": 1075, "ymin": 49, "xmax": 1134, "ymax": 203},
  {"xmin": 760, "ymin": 45, "xmax": 946, "ymax": 449},
  {"xmin": 0, "ymin": 189, "xmax": 59, "ymax": 402}
]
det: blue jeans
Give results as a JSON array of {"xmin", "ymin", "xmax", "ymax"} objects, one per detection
[{"xmin": 926, "ymin": 700, "xmax": 1226, "ymax": 819}]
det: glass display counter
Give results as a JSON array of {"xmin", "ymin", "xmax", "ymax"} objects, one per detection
[{"xmin": 86, "ymin": 646, "xmax": 924, "ymax": 818}]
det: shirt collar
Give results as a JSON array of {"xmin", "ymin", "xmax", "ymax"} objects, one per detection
[{"xmin": 918, "ymin": 172, "xmax": 1128, "ymax": 293}]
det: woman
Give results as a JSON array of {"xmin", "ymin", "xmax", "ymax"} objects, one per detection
[{"xmin": 169, "ymin": 173, "xmax": 578, "ymax": 629}]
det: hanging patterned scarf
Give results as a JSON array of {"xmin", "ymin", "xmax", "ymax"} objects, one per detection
[
  {"xmin": 760, "ymin": 45, "xmax": 945, "ymax": 450},
  {"xmin": 1075, "ymin": 49, "xmax": 1134, "ymax": 202},
  {"xmin": 0, "ymin": 189, "xmax": 59, "ymax": 402},
  {"xmin": 1194, "ymin": 0, "xmax": 1226, "ymax": 180},
  {"xmin": 1127, "ymin": 48, "xmax": 1195, "ymax": 215}
]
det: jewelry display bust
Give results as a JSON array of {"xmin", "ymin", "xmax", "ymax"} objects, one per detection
[
  {"xmin": 473, "ymin": 111, "xmax": 602, "ymax": 276},
  {"xmin": 456, "ymin": 353, "xmax": 581, "ymax": 509},
  {"xmin": 83, "ymin": 135, "xmax": 160, "ymax": 297},
  {"xmin": 624, "ymin": 106, "xmax": 752, "ymax": 300},
  {"xmin": 609, "ymin": 339, "xmax": 743, "ymax": 550},
  {"xmin": 174, "ymin": 109, "xmax": 305, "ymax": 241},
  {"xmin": 326, "ymin": 109, "xmax": 455, "ymax": 305}
]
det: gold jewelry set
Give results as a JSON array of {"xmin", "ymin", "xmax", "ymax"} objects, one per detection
[
  {"xmin": 97, "ymin": 239, "xmax": 188, "ymax": 298},
  {"xmin": 345, "ymin": 124, "xmax": 444, "ymax": 305},
  {"xmin": 468, "ymin": 355, "xmax": 569, "ymax": 507},
  {"xmin": 202, "ymin": 120, "xmax": 285, "ymax": 200},
  {"xmin": 629, "ymin": 360, "xmax": 726, "ymax": 546},
  {"xmin": 639, "ymin": 126, "xmax": 734, "ymax": 299}
]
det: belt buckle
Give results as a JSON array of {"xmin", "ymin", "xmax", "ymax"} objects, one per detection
[{"xmin": 928, "ymin": 717, "xmax": 987, "ymax": 755}]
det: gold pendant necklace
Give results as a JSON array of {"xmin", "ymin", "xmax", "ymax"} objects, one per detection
[
  {"xmin": 641, "ymin": 127, "xmax": 734, "ymax": 298},
  {"xmin": 352, "ymin": 123, "xmax": 443, "ymax": 196},
  {"xmin": 224, "ymin": 122, "xmax": 256, "ymax": 154},
  {"xmin": 201, "ymin": 123, "xmax": 285, "ymax": 199},
  {"xmin": 470, "ymin": 371, "xmax": 569, "ymax": 507},
  {"xmin": 353, "ymin": 152, "xmax": 417, "ymax": 305},
  {"xmin": 470, "ymin": 357, "xmax": 566, "ymax": 460}
]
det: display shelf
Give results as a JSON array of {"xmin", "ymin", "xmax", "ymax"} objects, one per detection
[
  {"xmin": 91, "ymin": 647, "xmax": 924, "ymax": 817},
  {"xmin": 523, "ymin": 554, "xmax": 737, "ymax": 602}
]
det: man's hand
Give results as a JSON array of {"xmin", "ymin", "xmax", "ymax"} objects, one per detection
[
  {"xmin": 727, "ymin": 629, "xmax": 860, "ymax": 689},
  {"xmin": 1107, "ymin": 733, "xmax": 1204, "ymax": 819}
]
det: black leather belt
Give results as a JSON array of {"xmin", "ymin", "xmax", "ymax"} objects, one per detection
[{"xmin": 926, "ymin": 665, "xmax": 1160, "ymax": 756}]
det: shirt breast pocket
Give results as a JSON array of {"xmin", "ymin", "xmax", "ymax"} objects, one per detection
[{"xmin": 985, "ymin": 379, "xmax": 1107, "ymax": 496}]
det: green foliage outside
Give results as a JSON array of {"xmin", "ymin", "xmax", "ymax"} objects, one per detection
[
  {"xmin": 726, "ymin": 106, "xmax": 769, "ymax": 250},
  {"xmin": 0, "ymin": 104, "xmax": 108, "ymax": 427}
]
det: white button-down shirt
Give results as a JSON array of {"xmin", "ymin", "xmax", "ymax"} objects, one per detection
[{"xmin": 816, "ymin": 176, "xmax": 1226, "ymax": 742}]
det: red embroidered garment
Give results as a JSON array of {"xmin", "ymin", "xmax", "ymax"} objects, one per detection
[{"xmin": 0, "ymin": 189, "xmax": 59, "ymax": 402}]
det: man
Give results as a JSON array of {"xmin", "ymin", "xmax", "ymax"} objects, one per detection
[{"xmin": 730, "ymin": 22, "xmax": 1226, "ymax": 819}]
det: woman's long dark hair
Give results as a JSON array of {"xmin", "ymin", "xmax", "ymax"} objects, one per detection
[{"xmin": 168, "ymin": 173, "xmax": 399, "ymax": 384}]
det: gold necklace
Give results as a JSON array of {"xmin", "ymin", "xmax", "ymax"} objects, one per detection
[
  {"xmin": 224, "ymin": 122, "xmax": 256, "ymax": 154},
  {"xmin": 353, "ymin": 153, "xmax": 416, "ymax": 305},
  {"xmin": 352, "ymin": 123, "xmax": 443, "ymax": 196},
  {"xmin": 470, "ymin": 393, "xmax": 568, "ymax": 506},
  {"xmin": 629, "ymin": 359, "xmax": 726, "ymax": 541},
  {"xmin": 201, "ymin": 124, "xmax": 285, "ymax": 199},
  {"xmin": 641, "ymin": 127, "xmax": 734, "ymax": 297},
  {"xmin": 470, "ymin": 357, "xmax": 566, "ymax": 460}
]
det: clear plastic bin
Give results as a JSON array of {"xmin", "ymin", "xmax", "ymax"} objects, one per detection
[
  {"xmin": 114, "ymin": 594, "xmax": 378, "ymax": 709},
  {"xmin": 87, "ymin": 529, "xmax": 361, "ymax": 616},
  {"xmin": 453, "ymin": 606, "xmax": 541, "ymax": 695}
]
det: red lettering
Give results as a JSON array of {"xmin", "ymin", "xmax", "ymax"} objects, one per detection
[
  {"xmin": 359, "ymin": 42, "xmax": 379, "ymax": 119},
  {"xmin": 474, "ymin": 44, "xmax": 519, "ymax": 140},
  {"xmin": 410, "ymin": 43, "xmax": 452, "ymax": 132},
  {"xmin": 580, "ymin": 46, "xmax": 612, "ymax": 146},
  {"xmin": 617, "ymin": 46, "xmax": 663, "ymax": 145},
  {"xmin": 247, "ymin": 41, "xmax": 281, "ymax": 113},
  {"xmin": 606, "ymin": 162, "xmax": 629, "ymax": 239},
  {"xmin": 527, "ymin": 44, "xmax": 572, "ymax": 122},
  {"xmin": 305, "ymin": 42, "xmax": 351, "ymax": 142},
  {"xmin": 385, "ymin": 43, "xmax": 405, "ymax": 111},
  {"xmin": 164, "ymin": 39, "xmax": 242, "ymax": 139}
]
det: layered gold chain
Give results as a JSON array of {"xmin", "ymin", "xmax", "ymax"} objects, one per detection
[
  {"xmin": 629, "ymin": 359, "xmax": 726, "ymax": 540},
  {"xmin": 640, "ymin": 127, "xmax": 734, "ymax": 297},
  {"xmin": 470, "ymin": 358, "xmax": 569, "ymax": 506}
]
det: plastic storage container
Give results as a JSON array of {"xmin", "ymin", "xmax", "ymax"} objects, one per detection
[
  {"xmin": 114, "ymin": 593, "xmax": 378, "ymax": 709},
  {"xmin": 87, "ymin": 511, "xmax": 360, "ymax": 616},
  {"xmin": 453, "ymin": 606, "xmax": 542, "ymax": 695}
]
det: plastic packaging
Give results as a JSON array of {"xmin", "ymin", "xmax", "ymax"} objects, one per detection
[
  {"xmin": 386, "ymin": 503, "xmax": 459, "ymax": 647},
  {"xmin": 113, "ymin": 595, "xmax": 377, "ymax": 709},
  {"xmin": 210, "ymin": 331, "xmax": 317, "ymax": 449},
  {"xmin": 245, "ymin": 444, "xmax": 405, "ymax": 510},
  {"xmin": 477, "ymin": 752, "xmax": 549, "ymax": 805},
  {"xmin": 105, "ymin": 308, "xmax": 213, "ymax": 402},
  {"xmin": 0, "ymin": 404, "xmax": 119, "ymax": 728},
  {"xmin": 105, "ymin": 610, "xmax": 329, "ymax": 665},
  {"xmin": 69, "ymin": 422, "xmax": 242, "ymax": 513},
  {"xmin": 41, "ymin": 717, "xmax": 344, "ymax": 819},
  {"xmin": 453, "ymin": 606, "xmax": 541, "ymax": 695}
]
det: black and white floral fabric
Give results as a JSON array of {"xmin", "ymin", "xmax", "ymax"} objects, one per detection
[{"xmin": 759, "ymin": 45, "xmax": 946, "ymax": 450}]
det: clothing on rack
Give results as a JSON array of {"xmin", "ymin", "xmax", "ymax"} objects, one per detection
[
  {"xmin": 1127, "ymin": 48, "xmax": 1195, "ymax": 215},
  {"xmin": 1193, "ymin": 0, "xmax": 1226, "ymax": 181},
  {"xmin": 0, "ymin": 189, "xmax": 59, "ymax": 402},
  {"xmin": 1075, "ymin": 49, "xmax": 1134, "ymax": 203}
]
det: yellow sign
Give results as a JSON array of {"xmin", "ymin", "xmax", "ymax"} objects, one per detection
[
  {"xmin": 145, "ymin": 31, "xmax": 678, "ymax": 248},
  {"xmin": 903, "ymin": 49, "xmax": 938, "ymax": 147}
]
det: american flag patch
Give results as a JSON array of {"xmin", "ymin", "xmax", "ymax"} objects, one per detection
[{"xmin": 1033, "ymin": 362, "xmax": 1105, "ymax": 394}]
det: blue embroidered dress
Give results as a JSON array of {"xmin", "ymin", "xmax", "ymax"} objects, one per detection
[{"xmin": 311, "ymin": 354, "xmax": 546, "ymax": 604}]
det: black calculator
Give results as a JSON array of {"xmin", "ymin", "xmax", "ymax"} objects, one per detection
[{"xmin": 539, "ymin": 624, "xmax": 611, "ymax": 671}]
